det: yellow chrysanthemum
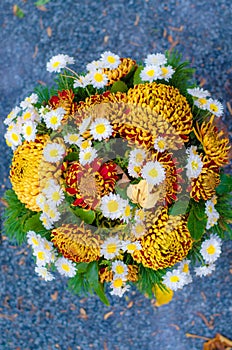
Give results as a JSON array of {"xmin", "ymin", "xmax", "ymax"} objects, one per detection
[
  {"xmin": 10, "ymin": 135, "xmax": 49, "ymax": 211},
  {"xmin": 132, "ymin": 207, "xmax": 193, "ymax": 270},
  {"xmin": 51, "ymin": 224, "xmax": 101, "ymax": 263},
  {"xmin": 102, "ymin": 57, "xmax": 137, "ymax": 86},
  {"xmin": 194, "ymin": 115, "xmax": 231, "ymax": 167}
]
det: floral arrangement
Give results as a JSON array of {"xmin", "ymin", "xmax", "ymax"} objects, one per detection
[{"xmin": 3, "ymin": 50, "xmax": 232, "ymax": 306}]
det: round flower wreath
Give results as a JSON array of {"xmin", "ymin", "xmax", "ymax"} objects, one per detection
[{"xmin": 3, "ymin": 51, "xmax": 232, "ymax": 306}]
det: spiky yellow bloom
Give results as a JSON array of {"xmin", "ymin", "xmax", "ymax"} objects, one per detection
[
  {"xmin": 49, "ymin": 89, "xmax": 77, "ymax": 122},
  {"xmin": 127, "ymin": 82, "xmax": 193, "ymax": 142},
  {"xmin": 194, "ymin": 115, "xmax": 231, "ymax": 167},
  {"xmin": 10, "ymin": 135, "xmax": 49, "ymax": 211},
  {"xmin": 99, "ymin": 266, "xmax": 113, "ymax": 283},
  {"xmin": 190, "ymin": 159, "xmax": 220, "ymax": 201},
  {"xmin": 132, "ymin": 207, "xmax": 193, "ymax": 270},
  {"xmin": 127, "ymin": 264, "xmax": 139, "ymax": 282},
  {"xmin": 51, "ymin": 224, "xmax": 101, "ymax": 263},
  {"xmin": 103, "ymin": 57, "xmax": 137, "ymax": 86}
]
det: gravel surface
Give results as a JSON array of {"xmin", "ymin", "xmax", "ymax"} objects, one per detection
[{"xmin": 0, "ymin": 1, "xmax": 232, "ymax": 349}]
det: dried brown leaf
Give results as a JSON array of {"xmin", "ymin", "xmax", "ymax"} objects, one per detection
[
  {"xmin": 169, "ymin": 25, "xmax": 184, "ymax": 32},
  {"xmin": 134, "ymin": 14, "xmax": 140, "ymax": 26},
  {"xmin": 103, "ymin": 341, "xmax": 108, "ymax": 350},
  {"xmin": 127, "ymin": 301, "xmax": 133, "ymax": 308},
  {"xmin": 104, "ymin": 36, "xmax": 109, "ymax": 44},
  {"xmin": 46, "ymin": 26, "xmax": 52, "ymax": 37},
  {"xmin": 103, "ymin": 311, "xmax": 114, "ymax": 320},
  {"xmin": 79, "ymin": 307, "xmax": 88, "ymax": 319},
  {"xmin": 37, "ymin": 5, "xmax": 47, "ymax": 11},
  {"xmin": 203, "ymin": 333, "xmax": 232, "ymax": 350},
  {"xmin": 33, "ymin": 45, "xmax": 39, "ymax": 59},
  {"xmin": 51, "ymin": 291, "xmax": 58, "ymax": 301},
  {"xmin": 169, "ymin": 323, "xmax": 180, "ymax": 331},
  {"xmin": 226, "ymin": 102, "xmax": 232, "ymax": 116}
]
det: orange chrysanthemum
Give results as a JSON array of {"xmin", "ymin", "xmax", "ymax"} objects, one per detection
[{"xmin": 103, "ymin": 57, "xmax": 137, "ymax": 86}]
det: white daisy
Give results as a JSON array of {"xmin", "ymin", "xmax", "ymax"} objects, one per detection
[
  {"xmin": 79, "ymin": 147, "xmax": 98, "ymax": 165},
  {"xmin": 121, "ymin": 240, "xmax": 142, "ymax": 254},
  {"xmin": 35, "ymin": 266, "xmax": 55, "ymax": 281},
  {"xmin": 36, "ymin": 193, "xmax": 46, "ymax": 210},
  {"xmin": 121, "ymin": 202, "xmax": 132, "ymax": 223},
  {"xmin": 132, "ymin": 222, "xmax": 146, "ymax": 238},
  {"xmin": 27, "ymin": 231, "xmax": 44, "ymax": 248},
  {"xmin": 42, "ymin": 238, "xmax": 54, "ymax": 252},
  {"xmin": 127, "ymin": 162, "xmax": 141, "ymax": 178},
  {"xmin": 40, "ymin": 212, "xmax": 54, "ymax": 230},
  {"xmin": 20, "ymin": 93, "xmax": 38, "ymax": 110},
  {"xmin": 177, "ymin": 259, "xmax": 192, "ymax": 285},
  {"xmin": 46, "ymin": 185, "xmax": 64, "ymax": 206},
  {"xmin": 33, "ymin": 246, "xmax": 52, "ymax": 267},
  {"xmin": 46, "ymin": 54, "xmax": 75, "ymax": 73},
  {"xmin": 200, "ymin": 234, "xmax": 222, "ymax": 263},
  {"xmin": 134, "ymin": 209, "xmax": 146, "ymax": 223},
  {"xmin": 43, "ymin": 107, "xmax": 65, "ymax": 130},
  {"xmin": 73, "ymin": 73, "xmax": 92, "ymax": 88},
  {"xmin": 4, "ymin": 106, "xmax": 21, "ymax": 125},
  {"xmin": 47, "ymin": 207, "xmax": 61, "ymax": 223},
  {"xmin": 144, "ymin": 53, "xmax": 167, "ymax": 66},
  {"xmin": 141, "ymin": 161, "xmax": 166, "ymax": 186},
  {"xmin": 112, "ymin": 260, "xmax": 128, "ymax": 279},
  {"xmin": 159, "ymin": 65, "xmax": 175, "ymax": 81},
  {"xmin": 55, "ymin": 257, "xmax": 77, "ymax": 277},
  {"xmin": 22, "ymin": 121, "xmax": 37, "ymax": 142},
  {"xmin": 90, "ymin": 117, "xmax": 113, "ymax": 141},
  {"xmin": 129, "ymin": 148, "xmax": 146, "ymax": 165},
  {"xmin": 79, "ymin": 139, "xmax": 92, "ymax": 150},
  {"xmin": 205, "ymin": 199, "xmax": 220, "ymax": 229},
  {"xmin": 78, "ymin": 116, "xmax": 92, "ymax": 134},
  {"xmin": 186, "ymin": 147, "xmax": 203, "ymax": 179},
  {"xmin": 43, "ymin": 142, "xmax": 65, "ymax": 163},
  {"xmin": 42, "ymin": 178, "xmax": 58, "ymax": 196},
  {"xmin": 5, "ymin": 127, "xmax": 22, "ymax": 148},
  {"xmin": 110, "ymin": 278, "xmax": 130, "ymax": 297},
  {"xmin": 100, "ymin": 236, "xmax": 122, "ymax": 259},
  {"xmin": 140, "ymin": 65, "xmax": 162, "ymax": 82},
  {"xmin": 187, "ymin": 87, "xmax": 210, "ymax": 98},
  {"xmin": 86, "ymin": 60, "xmax": 104, "ymax": 72},
  {"xmin": 64, "ymin": 133, "xmax": 83, "ymax": 146},
  {"xmin": 90, "ymin": 70, "xmax": 108, "ymax": 88},
  {"xmin": 154, "ymin": 136, "xmax": 167, "ymax": 152},
  {"xmin": 162, "ymin": 270, "xmax": 187, "ymax": 291},
  {"xmin": 194, "ymin": 97, "xmax": 209, "ymax": 110},
  {"xmin": 206, "ymin": 98, "xmax": 223, "ymax": 117},
  {"xmin": 100, "ymin": 51, "xmax": 120, "ymax": 69},
  {"xmin": 100, "ymin": 193, "xmax": 125, "ymax": 220},
  {"xmin": 21, "ymin": 108, "xmax": 40, "ymax": 123},
  {"xmin": 194, "ymin": 263, "xmax": 216, "ymax": 277}
]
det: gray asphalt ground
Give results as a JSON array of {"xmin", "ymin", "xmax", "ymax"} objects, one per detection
[{"xmin": 0, "ymin": 1, "xmax": 232, "ymax": 349}]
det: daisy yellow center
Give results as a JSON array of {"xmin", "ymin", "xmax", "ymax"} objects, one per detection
[
  {"xmin": 182, "ymin": 263, "xmax": 189, "ymax": 273},
  {"xmin": 69, "ymin": 135, "xmax": 79, "ymax": 142},
  {"xmin": 137, "ymin": 210, "xmax": 145, "ymax": 221},
  {"xmin": 52, "ymin": 192, "xmax": 61, "ymax": 201},
  {"xmin": 8, "ymin": 125, "xmax": 14, "ymax": 131},
  {"xmin": 94, "ymin": 72, "xmax": 104, "ymax": 83},
  {"xmin": 157, "ymin": 139, "xmax": 165, "ymax": 149},
  {"xmin": 170, "ymin": 275, "xmax": 179, "ymax": 283},
  {"xmin": 50, "ymin": 116, "xmax": 58, "ymax": 125},
  {"xmin": 37, "ymin": 251, "xmax": 45, "ymax": 260},
  {"xmin": 113, "ymin": 278, "xmax": 123, "ymax": 288},
  {"xmin": 49, "ymin": 149, "xmax": 59, "ymax": 157},
  {"xmin": 25, "ymin": 97, "xmax": 31, "ymax": 102},
  {"xmin": 135, "ymin": 153, "xmax": 144, "ymax": 163},
  {"xmin": 191, "ymin": 160, "xmax": 199, "ymax": 170},
  {"xmin": 135, "ymin": 223, "xmax": 144, "ymax": 235},
  {"xmin": 115, "ymin": 265, "xmax": 125, "ymax": 274},
  {"xmin": 148, "ymin": 168, "xmax": 158, "ymax": 178},
  {"xmin": 127, "ymin": 243, "xmax": 136, "ymax": 251},
  {"xmin": 107, "ymin": 200, "xmax": 119, "ymax": 212},
  {"xmin": 61, "ymin": 263, "xmax": 70, "ymax": 272},
  {"xmin": 25, "ymin": 126, "xmax": 33, "ymax": 135},
  {"xmin": 133, "ymin": 165, "xmax": 141, "ymax": 173},
  {"xmin": 52, "ymin": 61, "xmax": 60, "ymax": 68},
  {"xmin": 206, "ymin": 244, "xmax": 216, "ymax": 255},
  {"xmin": 12, "ymin": 133, "xmax": 19, "ymax": 142},
  {"xmin": 95, "ymin": 124, "xmax": 106, "ymax": 134},
  {"xmin": 83, "ymin": 152, "xmax": 92, "ymax": 160},
  {"xmin": 147, "ymin": 69, "xmax": 155, "ymax": 77},
  {"xmin": 208, "ymin": 205, "xmax": 213, "ymax": 213},
  {"xmin": 161, "ymin": 67, "xmax": 169, "ymax": 75},
  {"xmin": 44, "ymin": 242, "xmax": 51, "ymax": 250},
  {"xmin": 106, "ymin": 243, "xmax": 117, "ymax": 254},
  {"xmin": 81, "ymin": 140, "xmax": 91, "ymax": 149},
  {"xmin": 209, "ymin": 103, "xmax": 219, "ymax": 112},
  {"xmin": 32, "ymin": 237, "xmax": 39, "ymax": 246},
  {"xmin": 124, "ymin": 205, "xmax": 131, "ymax": 217},
  {"xmin": 44, "ymin": 203, "xmax": 49, "ymax": 213},
  {"xmin": 49, "ymin": 210, "xmax": 56, "ymax": 219},
  {"xmin": 198, "ymin": 98, "xmax": 207, "ymax": 105},
  {"xmin": 23, "ymin": 112, "xmax": 31, "ymax": 120},
  {"xmin": 107, "ymin": 56, "xmax": 116, "ymax": 64}
]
